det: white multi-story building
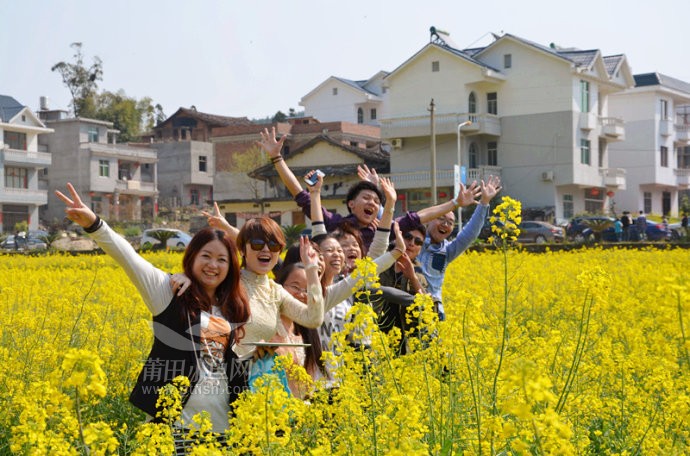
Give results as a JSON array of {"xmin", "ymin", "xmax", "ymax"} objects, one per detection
[
  {"xmin": 0, "ymin": 95, "xmax": 53, "ymax": 232},
  {"xmin": 608, "ymin": 73, "xmax": 690, "ymax": 216},
  {"xmin": 298, "ymin": 30, "xmax": 635, "ymax": 222}
]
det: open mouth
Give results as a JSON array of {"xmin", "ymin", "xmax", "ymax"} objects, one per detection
[
  {"xmin": 257, "ymin": 253, "xmax": 273, "ymax": 265},
  {"xmin": 363, "ymin": 207, "xmax": 374, "ymax": 217},
  {"xmin": 438, "ymin": 227, "xmax": 449, "ymax": 236}
]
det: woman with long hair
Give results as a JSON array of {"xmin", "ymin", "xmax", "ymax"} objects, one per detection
[{"xmin": 55, "ymin": 183, "xmax": 250, "ymax": 434}]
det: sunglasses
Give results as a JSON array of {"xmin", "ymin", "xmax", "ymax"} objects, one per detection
[
  {"xmin": 249, "ymin": 238, "xmax": 282, "ymax": 252},
  {"xmin": 403, "ymin": 232, "xmax": 424, "ymax": 246}
]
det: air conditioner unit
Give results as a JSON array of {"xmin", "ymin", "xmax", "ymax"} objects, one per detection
[
  {"xmin": 541, "ymin": 171, "xmax": 554, "ymax": 181},
  {"xmin": 391, "ymin": 138, "xmax": 403, "ymax": 149}
]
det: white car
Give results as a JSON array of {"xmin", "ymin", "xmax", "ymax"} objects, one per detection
[{"xmin": 140, "ymin": 228, "xmax": 192, "ymax": 251}]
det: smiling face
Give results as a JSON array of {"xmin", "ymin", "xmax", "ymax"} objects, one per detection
[
  {"xmin": 243, "ymin": 239, "xmax": 281, "ymax": 275},
  {"xmin": 337, "ymin": 233, "xmax": 362, "ymax": 273},
  {"xmin": 319, "ymin": 237, "xmax": 345, "ymax": 278},
  {"xmin": 191, "ymin": 239, "xmax": 230, "ymax": 298},
  {"xmin": 428, "ymin": 212, "xmax": 456, "ymax": 243},
  {"xmin": 348, "ymin": 189, "xmax": 381, "ymax": 227},
  {"xmin": 404, "ymin": 228, "xmax": 425, "ymax": 260},
  {"xmin": 282, "ymin": 267, "xmax": 308, "ymax": 304}
]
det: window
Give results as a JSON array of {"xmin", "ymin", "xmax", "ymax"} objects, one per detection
[
  {"xmin": 504, "ymin": 54, "xmax": 512, "ymax": 69},
  {"xmin": 487, "ymin": 142, "xmax": 498, "ymax": 166},
  {"xmin": 4, "ymin": 131, "xmax": 27, "ymax": 150},
  {"xmin": 357, "ymin": 108, "xmax": 363, "ymax": 124},
  {"xmin": 432, "ymin": 61, "xmax": 440, "ymax": 72},
  {"xmin": 660, "ymin": 99, "xmax": 669, "ymax": 120},
  {"xmin": 468, "ymin": 143, "xmax": 478, "ymax": 169},
  {"xmin": 190, "ymin": 189, "xmax": 199, "ymax": 206},
  {"xmin": 198, "ymin": 155, "xmax": 207, "ymax": 172},
  {"xmin": 99, "ymin": 160, "xmax": 110, "ymax": 177},
  {"xmin": 4, "ymin": 167, "xmax": 28, "ymax": 188},
  {"xmin": 580, "ymin": 80, "xmax": 590, "ymax": 113},
  {"xmin": 678, "ymin": 146, "xmax": 690, "ymax": 168},
  {"xmin": 370, "ymin": 108, "xmax": 377, "ymax": 120},
  {"xmin": 468, "ymin": 92, "xmax": 477, "ymax": 114},
  {"xmin": 487, "ymin": 92, "xmax": 498, "ymax": 115},
  {"xmin": 350, "ymin": 141, "xmax": 358, "ymax": 147},
  {"xmin": 91, "ymin": 196, "xmax": 103, "ymax": 213},
  {"xmin": 644, "ymin": 192, "xmax": 652, "ymax": 214},
  {"xmin": 563, "ymin": 194, "xmax": 573, "ymax": 219},
  {"xmin": 332, "ymin": 87, "xmax": 338, "ymax": 96},
  {"xmin": 580, "ymin": 139, "xmax": 591, "ymax": 165},
  {"xmin": 598, "ymin": 139, "xmax": 605, "ymax": 168},
  {"xmin": 660, "ymin": 146, "xmax": 668, "ymax": 167},
  {"xmin": 382, "ymin": 87, "xmax": 388, "ymax": 94},
  {"xmin": 87, "ymin": 127, "xmax": 98, "ymax": 142}
]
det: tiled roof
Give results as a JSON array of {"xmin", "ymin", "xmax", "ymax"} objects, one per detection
[
  {"xmin": 250, "ymin": 135, "xmax": 389, "ymax": 180},
  {"xmin": 0, "ymin": 95, "xmax": 24, "ymax": 122},
  {"xmin": 442, "ymin": 44, "xmax": 501, "ymax": 72},
  {"xmin": 333, "ymin": 77, "xmax": 380, "ymax": 97},
  {"xmin": 558, "ymin": 50, "xmax": 599, "ymax": 68},
  {"xmin": 602, "ymin": 55, "xmax": 624, "ymax": 76},
  {"xmin": 634, "ymin": 72, "xmax": 690, "ymax": 94},
  {"xmin": 157, "ymin": 107, "xmax": 252, "ymax": 129}
]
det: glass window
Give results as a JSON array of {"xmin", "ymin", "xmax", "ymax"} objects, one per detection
[
  {"xmin": 4, "ymin": 167, "xmax": 28, "ymax": 188},
  {"xmin": 644, "ymin": 192, "xmax": 652, "ymax": 214},
  {"xmin": 468, "ymin": 92, "xmax": 477, "ymax": 114},
  {"xmin": 580, "ymin": 139, "xmax": 591, "ymax": 165},
  {"xmin": 332, "ymin": 88, "xmax": 338, "ymax": 96},
  {"xmin": 660, "ymin": 146, "xmax": 668, "ymax": 167},
  {"xmin": 469, "ymin": 143, "xmax": 478, "ymax": 169},
  {"xmin": 370, "ymin": 108, "xmax": 377, "ymax": 120},
  {"xmin": 487, "ymin": 142, "xmax": 498, "ymax": 166},
  {"xmin": 432, "ymin": 61, "xmax": 440, "ymax": 72},
  {"xmin": 580, "ymin": 80, "xmax": 590, "ymax": 113},
  {"xmin": 357, "ymin": 108, "xmax": 363, "ymax": 124},
  {"xmin": 487, "ymin": 92, "xmax": 498, "ymax": 115},
  {"xmin": 504, "ymin": 54, "xmax": 512, "ymax": 69},
  {"xmin": 563, "ymin": 194, "xmax": 573, "ymax": 219},
  {"xmin": 660, "ymin": 99, "xmax": 669, "ymax": 120},
  {"xmin": 4, "ymin": 131, "xmax": 27, "ymax": 150},
  {"xmin": 87, "ymin": 127, "xmax": 98, "ymax": 142},
  {"xmin": 99, "ymin": 160, "xmax": 110, "ymax": 177},
  {"xmin": 199, "ymin": 156, "xmax": 207, "ymax": 172},
  {"xmin": 678, "ymin": 146, "xmax": 690, "ymax": 168}
]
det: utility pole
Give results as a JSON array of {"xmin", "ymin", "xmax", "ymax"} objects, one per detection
[{"xmin": 429, "ymin": 99, "xmax": 437, "ymax": 205}]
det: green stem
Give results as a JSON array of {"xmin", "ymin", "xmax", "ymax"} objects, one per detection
[
  {"xmin": 491, "ymin": 246, "xmax": 510, "ymax": 415},
  {"xmin": 462, "ymin": 310, "xmax": 482, "ymax": 456},
  {"xmin": 677, "ymin": 291, "xmax": 690, "ymax": 369},
  {"xmin": 75, "ymin": 390, "xmax": 90, "ymax": 455},
  {"xmin": 362, "ymin": 348, "xmax": 378, "ymax": 456}
]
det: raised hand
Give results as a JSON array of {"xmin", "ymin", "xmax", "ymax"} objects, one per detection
[
  {"xmin": 256, "ymin": 126, "xmax": 286, "ymax": 159},
  {"xmin": 392, "ymin": 221, "xmax": 405, "ymax": 253},
  {"xmin": 454, "ymin": 181, "xmax": 482, "ymax": 207},
  {"xmin": 201, "ymin": 202, "xmax": 233, "ymax": 233},
  {"xmin": 54, "ymin": 183, "xmax": 97, "ymax": 228},
  {"xmin": 396, "ymin": 253, "xmax": 416, "ymax": 280},
  {"xmin": 480, "ymin": 175, "xmax": 502, "ymax": 205},
  {"xmin": 299, "ymin": 235, "xmax": 320, "ymax": 267},
  {"xmin": 357, "ymin": 164, "xmax": 380, "ymax": 186},
  {"xmin": 379, "ymin": 176, "xmax": 397, "ymax": 206},
  {"xmin": 305, "ymin": 170, "xmax": 323, "ymax": 194}
]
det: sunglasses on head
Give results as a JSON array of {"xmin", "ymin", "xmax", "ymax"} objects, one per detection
[
  {"xmin": 249, "ymin": 238, "xmax": 282, "ymax": 252},
  {"xmin": 403, "ymin": 232, "xmax": 424, "ymax": 246}
]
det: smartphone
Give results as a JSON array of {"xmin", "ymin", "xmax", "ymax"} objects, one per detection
[{"xmin": 304, "ymin": 169, "xmax": 325, "ymax": 186}]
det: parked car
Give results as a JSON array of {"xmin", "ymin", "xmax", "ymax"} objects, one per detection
[
  {"xmin": 516, "ymin": 221, "xmax": 565, "ymax": 243},
  {"xmin": 565, "ymin": 216, "xmax": 616, "ymax": 243},
  {"xmin": 628, "ymin": 220, "xmax": 669, "ymax": 241},
  {"xmin": 668, "ymin": 222, "xmax": 684, "ymax": 240},
  {"xmin": 0, "ymin": 234, "xmax": 48, "ymax": 251},
  {"xmin": 141, "ymin": 228, "xmax": 192, "ymax": 250}
]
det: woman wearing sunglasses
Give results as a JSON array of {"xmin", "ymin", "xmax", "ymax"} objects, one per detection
[{"xmin": 231, "ymin": 217, "xmax": 324, "ymax": 358}]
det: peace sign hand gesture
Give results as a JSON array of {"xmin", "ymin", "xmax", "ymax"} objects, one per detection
[{"xmin": 55, "ymin": 183, "xmax": 98, "ymax": 228}]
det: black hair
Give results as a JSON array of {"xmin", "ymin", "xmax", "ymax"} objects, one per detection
[{"xmin": 345, "ymin": 181, "xmax": 384, "ymax": 213}]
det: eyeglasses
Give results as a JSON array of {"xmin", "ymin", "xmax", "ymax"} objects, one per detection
[
  {"xmin": 403, "ymin": 232, "xmax": 424, "ymax": 246},
  {"xmin": 285, "ymin": 283, "xmax": 308, "ymax": 296},
  {"xmin": 436, "ymin": 217, "xmax": 454, "ymax": 227},
  {"xmin": 249, "ymin": 238, "xmax": 282, "ymax": 252}
]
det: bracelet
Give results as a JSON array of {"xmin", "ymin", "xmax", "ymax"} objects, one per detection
[
  {"xmin": 451, "ymin": 198, "xmax": 460, "ymax": 209},
  {"xmin": 305, "ymin": 263, "xmax": 319, "ymax": 271},
  {"xmin": 271, "ymin": 155, "xmax": 284, "ymax": 164},
  {"xmin": 84, "ymin": 216, "xmax": 103, "ymax": 233}
]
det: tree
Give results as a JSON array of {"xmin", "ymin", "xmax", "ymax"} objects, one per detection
[
  {"xmin": 233, "ymin": 144, "xmax": 270, "ymax": 200},
  {"xmin": 272, "ymin": 111, "xmax": 287, "ymax": 123},
  {"xmin": 51, "ymin": 43, "xmax": 103, "ymax": 117},
  {"xmin": 95, "ymin": 90, "xmax": 157, "ymax": 142}
]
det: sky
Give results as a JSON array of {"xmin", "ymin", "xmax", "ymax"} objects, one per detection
[{"xmin": 2, "ymin": 0, "xmax": 689, "ymax": 121}]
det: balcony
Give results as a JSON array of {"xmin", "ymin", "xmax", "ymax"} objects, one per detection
[
  {"xmin": 1, "ymin": 148, "xmax": 52, "ymax": 167},
  {"xmin": 380, "ymin": 112, "xmax": 500, "ymax": 139},
  {"xmin": 675, "ymin": 168, "xmax": 690, "ymax": 188},
  {"xmin": 0, "ymin": 187, "xmax": 48, "ymax": 205},
  {"xmin": 114, "ymin": 179, "xmax": 157, "ymax": 195},
  {"xmin": 385, "ymin": 166, "xmax": 502, "ymax": 190},
  {"xmin": 579, "ymin": 112, "xmax": 597, "ymax": 130},
  {"xmin": 599, "ymin": 117, "xmax": 625, "ymax": 141},
  {"xmin": 600, "ymin": 168, "xmax": 626, "ymax": 189},
  {"xmin": 675, "ymin": 124, "xmax": 690, "ymax": 144},
  {"xmin": 84, "ymin": 142, "xmax": 157, "ymax": 162},
  {"xmin": 659, "ymin": 119, "xmax": 673, "ymax": 137}
]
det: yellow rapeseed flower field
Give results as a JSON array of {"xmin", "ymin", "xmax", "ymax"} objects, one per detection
[{"xmin": 1, "ymin": 244, "xmax": 689, "ymax": 454}]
